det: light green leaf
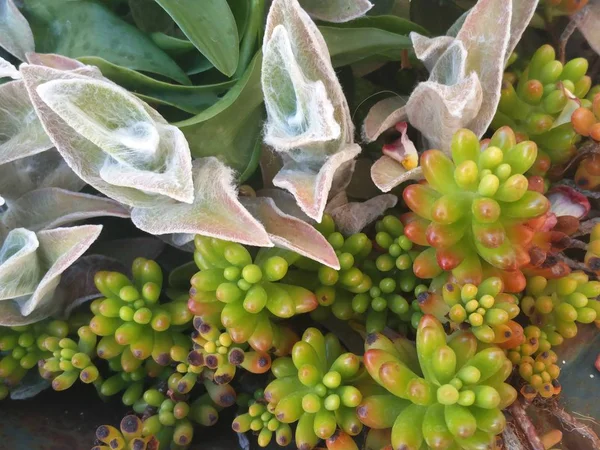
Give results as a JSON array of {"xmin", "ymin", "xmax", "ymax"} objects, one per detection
[
  {"xmin": 21, "ymin": 64, "xmax": 193, "ymax": 207},
  {"xmin": 177, "ymin": 53, "xmax": 264, "ymax": 176},
  {"xmin": 0, "ymin": 79, "xmax": 54, "ymax": 165},
  {"xmin": 0, "ymin": 0, "xmax": 35, "ymax": 60},
  {"xmin": 299, "ymin": 0, "xmax": 373, "ymax": 23},
  {"xmin": 1, "ymin": 188, "xmax": 130, "ymax": 231},
  {"xmin": 324, "ymin": 14, "xmax": 429, "ymax": 36},
  {"xmin": 78, "ymin": 56, "xmax": 233, "ymax": 114},
  {"xmin": 129, "ymin": 0, "xmax": 174, "ymax": 33},
  {"xmin": 0, "ymin": 228, "xmax": 41, "ymax": 300},
  {"xmin": 21, "ymin": 0, "xmax": 190, "ymax": 84},
  {"xmin": 154, "ymin": 0, "xmax": 239, "ymax": 76},
  {"xmin": 149, "ymin": 33, "xmax": 213, "ymax": 75},
  {"xmin": 131, "ymin": 157, "xmax": 272, "ymax": 247}
]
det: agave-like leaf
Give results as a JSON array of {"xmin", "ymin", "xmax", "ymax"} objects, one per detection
[
  {"xmin": 326, "ymin": 192, "xmax": 398, "ymax": 235},
  {"xmin": 299, "ymin": 0, "xmax": 373, "ymax": 23},
  {"xmin": 0, "ymin": 149, "xmax": 86, "ymax": 202},
  {"xmin": 0, "ymin": 0, "xmax": 35, "ymax": 61},
  {"xmin": 20, "ymin": 63, "xmax": 194, "ymax": 207},
  {"xmin": 0, "ymin": 79, "xmax": 54, "ymax": 165},
  {"xmin": 1, "ymin": 188, "xmax": 130, "ymax": 231},
  {"xmin": 131, "ymin": 157, "xmax": 272, "ymax": 247},
  {"xmin": 262, "ymin": 0, "xmax": 358, "ymax": 221},
  {"xmin": 240, "ymin": 196, "xmax": 340, "ymax": 268}
]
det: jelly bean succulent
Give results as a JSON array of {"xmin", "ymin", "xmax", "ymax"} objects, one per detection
[
  {"xmin": 403, "ymin": 126, "xmax": 549, "ymax": 291},
  {"xmin": 494, "ymin": 45, "xmax": 599, "ymax": 166},
  {"xmin": 264, "ymin": 328, "xmax": 365, "ymax": 450},
  {"xmin": 362, "ymin": 316, "xmax": 516, "ymax": 450}
]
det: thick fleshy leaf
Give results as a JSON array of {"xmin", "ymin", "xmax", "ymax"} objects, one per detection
[
  {"xmin": 21, "ymin": 64, "xmax": 194, "ymax": 207},
  {"xmin": 411, "ymin": 34, "xmax": 454, "ymax": 72},
  {"xmin": 77, "ymin": 56, "xmax": 234, "ymax": 114},
  {"xmin": 428, "ymin": 39, "xmax": 467, "ymax": 85},
  {"xmin": 299, "ymin": 0, "xmax": 373, "ymax": 23},
  {"xmin": 454, "ymin": 0, "xmax": 512, "ymax": 136},
  {"xmin": 273, "ymin": 144, "xmax": 362, "ymax": 221},
  {"xmin": 257, "ymin": 188, "xmax": 313, "ymax": 223},
  {"xmin": 131, "ymin": 157, "xmax": 272, "ymax": 247},
  {"xmin": 0, "ymin": 55, "xmax": 19, "ymax": 79},
  {"xmin": 371, "ymin": 156, "xmax": 423, "ymax": 193},
  {"xmin": 0, "ymin": 0, "xmax": 35, "ymax": 60},
  {"xmin": 21, "ymin": 0, "xmax": 190, "ymax": 85},
  {"xmin": 0, "ymin": 80, "xmax": 53, "ymax": 165},
  {"xmin": 177, "ymin": 53, "xmax": 264, "ymax": 176},
  {"xmin": 154, "ymin": 0, "xmax": 239, "ymax": 76},
  {"xmin": 576, "ymin": 2, "xmax": 600, "ymax": 56},
  {"xmin": 327, "ymin": 193, "xmax": 398, "ymax": 235},
  {"xmin": 1, "ymin": 188, "xmax": 130, "ymax": 231},
  {"xmin": 0, "ymin": 149, "xmax": 85, "ymax": 202},
  {"xmin": 362, "ymin": 96, "xmax": 407, "ymax": 142},
  {"xmin": 241, "ymin": 196, "xmax": 340, "ymax": 268},
  {"xmin": 407, "ymin": 72, "xmax": 483, "ymax": 152}
]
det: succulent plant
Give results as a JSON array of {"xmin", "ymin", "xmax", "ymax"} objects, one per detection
[
  {"xmin": 92, "ymin": 415, "xmax": 158, "ymax": 450},
  {"xmin": 494, "ymin": 44, "xmax": 599, "ymax": 166},
  {"xmin": 522, "ymin": 272, "xmax": 600, "ymax": 340},
  {"xmin": 189, "ymin": 235, "xmax": 316, "ymax": 354},
  {"xmin": 403, "ymin": 126, "xmax": 549, "ymax": 291},
  {"xmin": 362, "ymin": 316, "xmax": 516, "ymax": 450},
  {"xmin": 263, "ymin": 328, "xmax": 365, "ymax": 450}
]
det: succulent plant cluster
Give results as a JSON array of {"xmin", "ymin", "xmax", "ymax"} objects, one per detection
[{"xmin": 2, "ymin": 0, "xmax": 600, "ymax": 449}]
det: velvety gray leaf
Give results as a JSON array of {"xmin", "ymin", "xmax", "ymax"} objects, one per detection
[
  {"xmin": 21, "ymin": 64, "xmax": 193, "ymax": 207},
  {"xmin": 576, "ymin": 2, "xmax": 600, "ymax": 56},
  {"xmin": 0, "ymin": 55, "xmax": 19, "ymax": 79},
  {"xmin": 299, "ymin": 0, "xmax": 373, "ymax": 23},
  {"xmin": 240, "ymin": 196, "xmax": 340, "ymax": 268},
  {"xmin": 328, "ymin": 193, "xmax": 398, "ymax": 235},
  {"xmin": 26, "ymin": 52, "xmax": 86, "ymax": 71},
  {"xmin": 410, "ymin": 33, "xmax": 454, "ymax": 72},
  {"xmin": 1, "ymin": 188, "xmax": 130, "ymax": 231},
  {"xmin": 9, "ymin": 373, "xmax": 51, "ymax": 400},
  {"xmin": 256, "ymin": 188, "xmax": 313, "ymax": 223},
  {"xmin": 16, "ymin": 224, "xmax": 103, "ymax": 316},
  {"xmin": 0, "ymin": 80, "xmax": 53, "ymax": 165},
  {"xmin": 362, "ymin": 96, "xmax": 407, "ymax": 142},
  {"xmin": 0, "ymin": 149, "xmax": 85, "ymax": 202},
  {"xmin": 371, "ymin": 155, "xmax": 423, "ymax": 192},
  {"xmin": 21, "ymin": 0, "xmax": 190, "ymax": 84},
  {"xmin": 131, "ymin": 157, "xmax": 272, "ymax": 247},
  {"xmin": 0, "ymin": 228, "xmax": 41, "ymax": 301},
  {"xmin": 0, "ymin": 0, "xmax": 35, "ymax": 60},
  {"xmin": 154, "ymin": 0, "xmax": 239, "ymax": 76}
]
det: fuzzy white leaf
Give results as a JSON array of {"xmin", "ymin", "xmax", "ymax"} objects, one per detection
[
  {"xmin": 20, "ymin": 64, "xmax": 193, "ymax": 208},
  {"xmin": 429, "ymin": 40, "xmax": 468, "ymax": 86},
  {"xmin": 455, "ymin": 0, "xmax": 511, "ymax": 137},
  {"xmin": 506, "ymin": 1, "xmax": 539, "ymax": 59},
  {"xmin": 131, "ymin": 157, "xmax": 272, "ymax": 247},
  {"xmin": 299, "ymin": 0, "xmax": 373, "ymax": 23},
  {"xmin": 36, "ymin": 77, "xmax": 194, "ymax": 203},
  {"xmin": 257, "ymin": 188, "xmax": 313, "ymax": 223},
  {"xmin": 26, "ymin": 52, "xmax": 87, "ymax": 70},
  {"xmin": 15, "ymin": 225, "xmax": 103, "ymax": 316},
  {"xmin": 0, "ymin": 149, "xmax": 85, "ymax": 202},
  {"xmin": 411, "ymin": 34, "xmax": 455, "ymax": 72},
  {"xmin": 241, "ymin": 196, "xmax": 339, "ymax": 268},
  {"xmin": 263, "ymin": 0, "xmax": 359, "ymax": 221},
  {"xmin": 371, "ymin": 156, "xmax": 423, "ymax": 193},
  {"xmin": 362, "ymin": 96, "xmax": 407, "ymax": 143},
  {"xmin": 576, "ymin": 2, "xmax": 600, "ymax": 56},
  {"xmin": 0, "ymin": 228, "xmax": 41, "ymax": 301},
  {"xmin": 0, "ymin": 0, "xmax": 35, "ymax": 60},
  {"xmin": 273, "ymin": 144, "xmax": 361, "ymax": 220},
  {"xmin": 0, "ymin": 80, "xmax": 54, "ymax": 165},
  {"xmin": 0, "ymin": 55, "xmax": 19, "ymax": 79},
  {"xmin": 328, "ymin": 193, "xmax": 398, "ymax": 235},
  {"xmin": 407, "ymin": 72, "xmax": 483, "ymax": 152},
  {"xmin": 1, "ymin": 188, "xmax": 130, "ymax": 231},
  {"xmin": 329, "ymin": 159, "xmax": 356, "ymax": 199}
]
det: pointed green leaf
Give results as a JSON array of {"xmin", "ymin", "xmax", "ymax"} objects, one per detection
[
  {"xmin": 21, "ymin": 0, "xmax": 190, "ymax": 84},
  {"xmin": 154, "ymin": 0, "xmax": 239, "ymax": 76},
  {"xmin": 0, "ymin": 0, "xmax": 35, "ymax": 60}
]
